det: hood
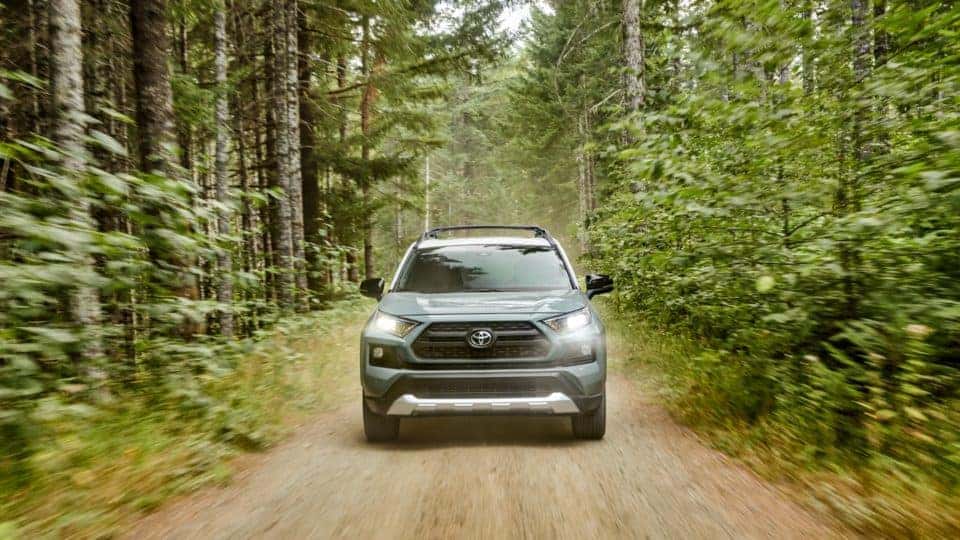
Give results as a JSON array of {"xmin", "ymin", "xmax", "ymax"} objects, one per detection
[{"xmin": 379, "ymin": 290, "xmax": 586, "ymax": 316}]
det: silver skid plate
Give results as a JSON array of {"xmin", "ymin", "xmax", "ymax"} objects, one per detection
[{"xmin": 386, "ymin": 392, "xmax": 580, "ymax": 416}]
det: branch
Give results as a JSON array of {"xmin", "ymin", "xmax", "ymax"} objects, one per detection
[
  {"xmin": 326, "ymin": 52, "xmax": 471, "ymax": 97},
  {"xmin": 786, "ymin": 212, "xmax": 830, "ymax": 237}
]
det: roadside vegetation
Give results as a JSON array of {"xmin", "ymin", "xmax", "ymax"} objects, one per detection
[
  {"xmin": 605, "ymin": 304, "xmax": 960, "ymax": 537},
  {"xmin": 0, "ymin": 299, "xmax": 370, "ymax": 538}
]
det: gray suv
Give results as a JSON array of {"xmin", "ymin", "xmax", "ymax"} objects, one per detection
[{"xmin": 359, "ymin": 226, "xmax": 614, "ymax": 442}]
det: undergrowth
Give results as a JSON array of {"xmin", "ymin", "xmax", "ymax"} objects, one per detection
[
  {"xmin": 605, "ymin": 306, "xmax": 960, "ymax": 538},
  {"xmin": 0, "ymin": 298, "xmax": 372, "ymax": 539}
]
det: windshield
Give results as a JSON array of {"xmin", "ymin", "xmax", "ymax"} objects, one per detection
[{"xmin": 395, "ymin": 244, "xmax": 573, "ymax": 293}]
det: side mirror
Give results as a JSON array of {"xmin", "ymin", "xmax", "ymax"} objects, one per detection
[
  {"xmin": 360, "ymin": 277, "xmax": 385, "ymax": 300},
  {"xmin": 585, "ymin": 274, "xmax": 614, "ymax": 299}
]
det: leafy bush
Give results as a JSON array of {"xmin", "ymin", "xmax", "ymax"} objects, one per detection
[
  {"xmin": 590, "ymin": 1, "xmax": 960, "ymax": 532},
  {"xmin": 0, "ymin": 299, "xmax": 370, "ymax": 537}
]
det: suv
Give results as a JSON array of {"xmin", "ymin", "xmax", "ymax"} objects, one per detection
[{"xmin": 358, "ymin": 225, "xmax": 614, "ymax": 442}]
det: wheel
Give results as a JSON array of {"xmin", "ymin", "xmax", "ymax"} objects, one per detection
[
  {"xmin": 363, "ymin": 397, "xmax": 400, "ymax": 442},
  {"xmin": 571, "ymin": 393, "xmax": 606, "ymax": 440}
]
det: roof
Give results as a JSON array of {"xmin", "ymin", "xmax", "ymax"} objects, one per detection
[{"xmin": 415, "ymin": 236, "xmax": 553, "ymax": 249}]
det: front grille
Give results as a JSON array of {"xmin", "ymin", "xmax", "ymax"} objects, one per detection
[
  {"xmin": 412, "ymin": 321, "xmax": 550, "ymax": 360},
  {"xmin": 416, "ymin": 378, "xmax": 541, "ymax": 396}
]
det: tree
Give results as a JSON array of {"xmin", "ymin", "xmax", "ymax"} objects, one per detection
[
  {"xmin": 622, "ymin": 0, "xmax": 644, "ymax": 113},
  {"xmin": 214, "ymin": 1, "xmax": 233, "ymax": 336},
  {"xmin": 284, "ymin": 0, "xmax": 308, "ymax": 304},
  {"xmin": 269, "ymin": 0, "xmax": 296, "ymax": 309},
  {"xmin": 129, "ymin": 0, "xmax": 177, "ymax": 175},
  {"xmin": 298, "ymin": 5, "xmax": 322, "ymax": 296},
  {"xmin": 359, "ymin": 14, "xmax": 377, "ymax": 279},
  {"xmin": 130, "ymin": 0, "xmax": 200, "ymax": 330},
  {"xmin": 49, "ymin": 0, "xmax": 103, "ymax": 361}
]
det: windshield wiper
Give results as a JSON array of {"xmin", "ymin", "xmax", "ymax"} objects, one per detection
[{"xmin": 466, "ymin": 288, "xmax": 508, "ymax": 292}]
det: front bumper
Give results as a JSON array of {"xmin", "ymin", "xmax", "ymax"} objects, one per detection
[
  {"xmin": 362, "ymin": 365, "xmax": 605, "ymax": 416},
  {"xmin": 361, "ymin": 312, "xmax": 606, "ymax": 417}
]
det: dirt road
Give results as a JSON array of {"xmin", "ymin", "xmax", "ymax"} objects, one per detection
[{"xmin": 128, "ymin": 321, "xmax": 840, "ymax": 539}]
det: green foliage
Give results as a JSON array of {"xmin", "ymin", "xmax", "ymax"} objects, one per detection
[
  {"xmin": 0, "ymin": 298, "xmax": 371, "ymax": 537},
  {"xmin": 580, "ymin": 0, "xmax": 960, "ymax": 530}
]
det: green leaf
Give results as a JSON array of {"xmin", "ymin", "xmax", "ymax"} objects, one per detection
[
  {"xmin": 904, "ymin": 406, "xmax": 928, "ymax": 422},
  {"xmin": 756, "ymin": 275, "xmax": 775, "ymax": 293},
  {"xmin": 88, "ymin": 130, "xmax": 128, "ymax": 157},
  {"xmin": 875, "ymin": 409, "xmax": 897, "ymax": 421}
]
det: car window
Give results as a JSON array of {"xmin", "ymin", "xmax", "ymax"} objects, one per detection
[{"xmin": 395, "ymin": 245, "xmax": 573, "ymax": 293}]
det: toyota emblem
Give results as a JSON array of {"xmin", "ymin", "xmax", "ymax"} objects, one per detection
[{"xmin": 467, "ymin": 328, "xmax": 495, "ymax": 349}]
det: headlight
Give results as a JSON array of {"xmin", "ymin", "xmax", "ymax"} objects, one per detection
[
  {"xmin": 371, "ymin": 311, "xmax": 419, "ymax": 338},
  {"xmin": 543, "ymin": 308, "xmax": 591, "ymax": 334}
]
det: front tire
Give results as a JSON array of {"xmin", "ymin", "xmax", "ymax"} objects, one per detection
[
  {"xmin": 363, "ymin": 397, "xmax": 399, "ymax": 442},
  {"xmin": 571, "ymin": 393, "xmax": 606, "ymax": 439}
]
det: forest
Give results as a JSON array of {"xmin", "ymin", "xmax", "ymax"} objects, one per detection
[{"xmin": 2, "ymin": 0, "xmax": 960, "ymax": 535}]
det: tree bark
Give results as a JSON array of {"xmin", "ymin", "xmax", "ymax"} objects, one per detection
[
  {"xmin": 622, "ymin": 0, "xmax": 644, "ymax": 113},
  {"xmin": 130, "ymin": 0, "xmax": 200, "ymax": 335},
  {"xmin": 801, "ymin": 2, "xmax": 814, "ymax": 95},
  {"xmin": 129, "ymin": 0, "xmax": 177, "ymax": 175},
  {"xmin": 259, "ymin": 37, "xmax": 277, "ymax": 303},
  {"xmin": 269, "ymin": 0, "xmax": 295, "ymax": 308},
  {"xmin": 424, "ymin": 156, "xmax": 431, "ymax": 230},
  {"xmin": 49, "ymin": 0, "xmax": 103, "ymax": 361},
  {"xmin": 175, "ymin": 15, "xmax": 192, "ymax": 173},
  {"xmin": 336, "ymin": 51, "xmax": 359, "ymax": 284},
  {"xmin": 214, "ymin": 3, "xmax": 233, "ymax": 336},
  {"xmin": 359, "ymin": 16, "xmax": 380, "ymax": 279},
  {"xmin": 298, "ymin": 6, "xmax": 322, "ymax": 297},
  {"xmin": 852, "ymin": 0, "xmax": 869, "ymax": 168},
  {"xmin": 285, "ymin": 0, "xmax": 307, "ymax": 307}
]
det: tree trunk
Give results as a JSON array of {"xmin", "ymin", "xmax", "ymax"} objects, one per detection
[
  {"xmin": 269, "ymin": 0, "xmax": 295, "ymax": 308},
  {"xmin": 851, "ymin": 0, "xmax": 869, "ymax": 183},
  {"xmin": 214, "ymin": 3, "xmax": 233, "ymax": 337},
  {"xmin": 257, "ymin": 37, "xmax": 276, "ymax": 304},
  {"xmin": 424, "ymin": 156, "xmax": 431, "ymax": 230},
  {"xmin": 576, "ymin": 111, "xmax": 589, "ymax": 253},
  {"xmin": 298, "ymin": 6, "xmax": 322, "ymax": 297},
  {"xmin": 334, "ymin": 51, "xmax": 359, "ymax": 284},
  {"xmin": 231, "ymin": 3, "xmax": 257, "ymax": 281},
  {"xmin": 284, "ymin": 0, "xmax": 307, "ymax": 307},
  {"xmin": 130, "ymin": 0, "xmax": 200, "ymax": 334},
  {"xmin": 394, "ymin": 177, "xmax": 403, "ymax": 256},
  {"xmin": 622, "ymin": 0, "xmax": 644, "ymax": 113},
  {"xmin": 801, "ymin": 2, "xmax": 814, "ymax": 95},
  {"xmin": 129, "ymin": 0, "xmax": 177, "ymax": 175},
  {"xmin": 175, "ymin": 15, "xmax": 192, "ymax": 173},
  {"xmin": 49, "ymin": 0, "xmax": 103, "ymax": 362},
  {"xmin": 359, "ymin": 15, "xmax": 379, "ymax": 280}
]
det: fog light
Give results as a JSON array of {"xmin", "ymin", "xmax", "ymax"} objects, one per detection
[{"xmin": 372, "ymin": 346, "xmax": 384, "ymax": 359}]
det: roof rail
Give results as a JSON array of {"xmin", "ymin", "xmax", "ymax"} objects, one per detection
[
  {"xmin": 417, "ymin": 225, "xmax": 557, "ymax": 249},
  {"xmin": 421, "ymin": 225, "xmax": 548, "ymax": 240}
]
